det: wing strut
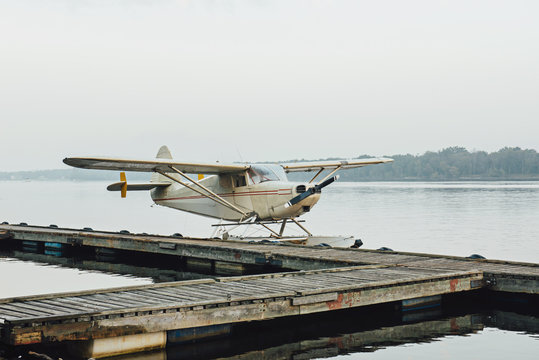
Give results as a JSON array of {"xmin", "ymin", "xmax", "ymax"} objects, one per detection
[
  {"xmin": 308, "ymin": 165, "xmax": 342, "ymax": 184},
  {"xmin": 308, "ymin": 168, "xmax": 324, "ymax": 183},
  {"xmin": 317, "ymin": 165, "xmax": 342, "ymax": 184},
  {"xmin": 156, "ymin": 166, "xmax": 250, "ymax": 219}
]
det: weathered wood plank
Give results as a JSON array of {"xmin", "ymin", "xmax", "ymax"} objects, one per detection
[
  {"xmin": 0, "ymin": 306, "xmax": 27, "ymax": 319},
  {"xmin": 108, "ymin": 292, "xmax": 163, "ymax": 305},
  {"xmin": 191, "ymin": 283, "xmax": 259, "ymax": 298},
  {"xmin": 166, "ymin": 288, "xmax": 222, "ymax": 300},
  {"xmin": 47, "ymin": 297, "xmax": 111, "ymax": 312},
  {"xmin": 87, "ymin": 294, "xmax": 143, "ymax": 307},
  {"xmin": 133, "ymin": 289, "xmax": 192, "ymax": 303},
  {"xmin": 0, "ymin": 303, "xmax": 53, "ymax": 317},
  {"xmin": 28, "ymin": 301, "xmax": 84, "ymax": 315},
  {"xmin": 126, "ymin": 290, "xmax": 181, "ymax": 303},
  {"xmin": 35, "ymin": 299, "xmax": 93, "ymax": 314},
  {"xmin": 68, "ymin": 296, "xmax": 127, "ymax": 309},
  {"xmin": 145, "ymin": 288, "xmax": 201, "ymax": 301}
]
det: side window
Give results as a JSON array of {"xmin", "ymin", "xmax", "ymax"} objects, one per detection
[
  {"xmin": 248, "ymin": 169, "xmax": 262, "ymax": 184},
  {"xmin": 233, "ymin": 174, "xmax": 247, "ymax": 187}
]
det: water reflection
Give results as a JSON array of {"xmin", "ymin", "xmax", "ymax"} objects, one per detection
[
  {"xmin": 302, "ymin": 182, "xmax": 539, "ymax": 262},
  {"xmin": 2, "ymin": 181, "xmax": 539, "ymax": 261},
  {"xmin": 0, "ymin": 244, "xmax": 215, "ymax": 299},
  {"xmin": 101, "ymin": 307, "xmax": 538, "ymax": 360},
  {"xmin": 1, "ymin": 181, "xmax": 538, "ymax": 359},
  {"xmin": 0, "ymin": 248, "xmax": 212, "ymax": 287}
]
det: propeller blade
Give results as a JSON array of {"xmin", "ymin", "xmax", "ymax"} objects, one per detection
[
  {"xmin": 287, "ymin": 187, "xmax": 315, "ymax": 207},
  {"xmin": 286, "ymin": 175, "xmax": 340, "ymax": 207},
  {"xmin": 316, "ymin": 175, "xmax": 339, "ymax": 191}
]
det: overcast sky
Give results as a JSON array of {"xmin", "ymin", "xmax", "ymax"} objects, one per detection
[{"xmin": 1, "ymin": 0, "xmax": 538, "ymax": 171}]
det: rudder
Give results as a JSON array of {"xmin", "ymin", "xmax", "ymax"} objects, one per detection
[{"xmin": 151, "ymin": 145, "xmax": 174, "ymax": 183}]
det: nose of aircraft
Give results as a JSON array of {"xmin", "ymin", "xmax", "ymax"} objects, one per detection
[
  {"xmin": 270, "ymin": 190, "xmax": 321, "ymax": 219},
  {"xmin": 286, "ymin": 175, "xmax": 339, "ymax": 208}
]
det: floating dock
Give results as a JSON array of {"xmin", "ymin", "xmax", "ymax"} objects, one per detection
[{"xmin": 0, "ymin": 223, "xmax": 538, "ymax": 358}]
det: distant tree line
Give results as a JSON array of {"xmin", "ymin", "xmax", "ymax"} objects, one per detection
[
  {"xmin": 0, "ymin": 169, "xmax": 146, "ymax": 181},
  {"xmin": 1, "ymin": 147, "xmax": 538, "ymax": 181},
  {"xmin": 331, "ymin": 147, "xmax": 539, "ymax": 181}
]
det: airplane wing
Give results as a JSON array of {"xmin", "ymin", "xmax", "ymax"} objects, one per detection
[
  {"xmin": 281, "ymin": 157, "xmax": 393, "ymax": 172},
  {"xmin": 63, "ymin": 157, "xmax": 250, "ymax": 174}
]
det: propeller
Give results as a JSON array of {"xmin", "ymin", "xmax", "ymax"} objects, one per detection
[{"xmin": 286, "ymin": 175, "xmax": 339, "ymax": 207}]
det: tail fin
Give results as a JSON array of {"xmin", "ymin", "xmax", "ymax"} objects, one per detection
[
  {"xmin": 156, "ymin": 145, "xmax": 173, "ymax": 160},
  {"xmin": 151, "ymin": 145, "xmax": 174, "ymax": 183}
]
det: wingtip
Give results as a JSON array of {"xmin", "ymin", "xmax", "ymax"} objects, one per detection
[
  {"xmin": 63, "ymin": 157, "xmax": 73, "ymax": 166},
  {"xmin": 63, "ymin": 157, "xmax": 90, "ymax": 169}
]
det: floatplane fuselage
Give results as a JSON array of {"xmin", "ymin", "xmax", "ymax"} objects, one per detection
[{"xmin": 150, "ymin": 164, "xmax": 320, "ymax": 222}]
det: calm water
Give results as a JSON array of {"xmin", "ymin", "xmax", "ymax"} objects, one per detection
[
  {"xmin": 0, "ymin": 180, "xmax": 538, "ymax": 359},
  {"xmin": 2, "ymin": 181, "xmax": 538, "ymax": 262}
]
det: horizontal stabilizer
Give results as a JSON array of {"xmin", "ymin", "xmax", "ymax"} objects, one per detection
[{"xmin": 107, "ymin": 182, "xmax": 171, "ymax": 192}]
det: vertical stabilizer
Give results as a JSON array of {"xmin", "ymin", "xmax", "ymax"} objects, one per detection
[
  {"xmin": 151, "ymin": 145, "xmax": 174, "ymax": 183},
  {"xmin": 156, "ymin": 145, "xmax": 173, "ymax": 159}
]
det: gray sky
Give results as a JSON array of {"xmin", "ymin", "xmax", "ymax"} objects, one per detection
[{"xmin": 1, "ymin": 0, "xmax": 538, "ymax": 171}]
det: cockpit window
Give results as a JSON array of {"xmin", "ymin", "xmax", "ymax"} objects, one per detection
[{"xmin": 248, "ymin": 165, "xmax": 287, "ymax": 184}]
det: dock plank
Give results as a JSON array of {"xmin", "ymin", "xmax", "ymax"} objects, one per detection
[
  {"xmin": 0, "ymin": 306, "xmax": 27, "ymax": 320},
  {"xmin": 145, "ymin": 288, "xmax": 202, "ymax": 302},
  {"xmin": 0, "ymin": 303, "xmax": 54, "ymax": 317},
  {"xmin": 28, "ymin": 300, "xmax": 85, "ymax": 315},
  {"xmin": 48, "ymin": 297, "xmax": 112, "ymax": 312},
  {"xmin": 108, "ymin": 292, "xmax": 164, "ymax": 306},
  {"xmin": 68, "ymin": 296, "xmax": 127, "ymax": 309},
  {"xmin": 36, "ymin": 299, "xmax": 94, "ymax": 313},
  {"xmin": 88, "ymin": 294, "xmax": 144, "ymax": 307},
  {"xmin": 136, "ymin": 289, "xmax": 195, "ymax": 302},
  {"xmin": 192, "ymin": 283, "xmax": 260, "ymax": 298}
]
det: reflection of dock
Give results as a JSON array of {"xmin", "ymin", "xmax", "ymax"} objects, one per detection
[
  {"xmin": 106, "ymin": 310, "xmax": 539, "ymax": 360},
  {"xmin": 1, "ymin": 250, "xmax": 213, "ymax": 284},
  {"xmin": 0, "ymin": 224, "xmax": 538, "ymax": 358},
  {"xmin": 485, "ymin": 310, "xmax": 539, "ymax": 333},
  {"xmin": 226, "ymin": 316, "xmax": 482, "ymax": 360},
  {"xmin": 99, "ymin": 312, "xmax": 493, "ymax": 360}
]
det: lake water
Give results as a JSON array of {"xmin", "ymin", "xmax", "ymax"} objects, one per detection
[{"xmin": 0, "ymin": 180, "xmax": 538, "ymax": 359}]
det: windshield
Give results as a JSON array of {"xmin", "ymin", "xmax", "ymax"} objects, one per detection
[{"xmin": 248, "ymin": 165, "xmax": 287, "ymax": 184}]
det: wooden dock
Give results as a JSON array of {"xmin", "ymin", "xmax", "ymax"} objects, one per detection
[
  {"xmin": 1, "ymin": 224, "xmax": 537, "ymax": 292},
  {"xmin": 1, "ymin": 266, "xmax": 482, "ymax": 356},
  {"xmin": 0, "ymin": 223, "xmax": 538, "ymax": 358}
]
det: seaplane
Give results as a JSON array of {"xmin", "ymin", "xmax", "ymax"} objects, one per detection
[{"xmin": 63, "ymin": 146, "xmax": 393, "ymax": 247}]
